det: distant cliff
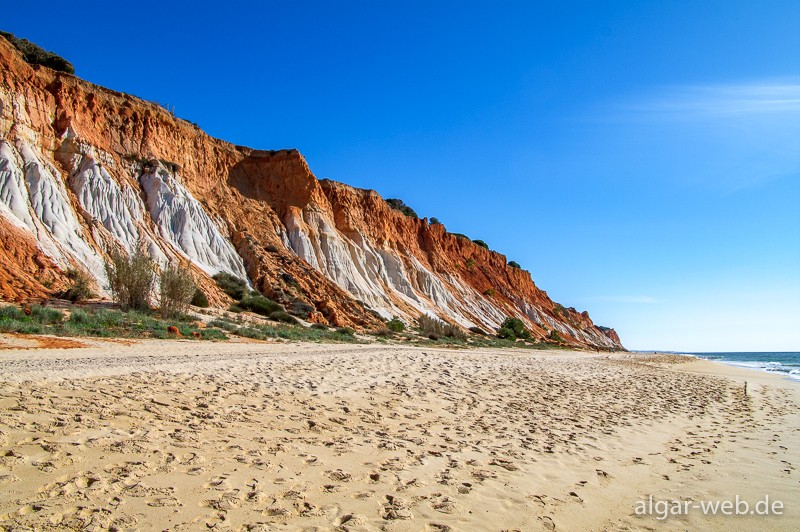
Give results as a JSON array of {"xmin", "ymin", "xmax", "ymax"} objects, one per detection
[{"xmin": 0, "ymin": 35, "xmax": 623, "ymax": 349}]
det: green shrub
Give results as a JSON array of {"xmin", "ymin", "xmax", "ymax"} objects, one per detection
[
  {"xmin": 209, "ymin": 318, "xmax": 360, "ymax": 344},
  {"xmin": 16, "ymin": 322, "xmax": 43, "ymax": 334},
  {"xmin": 0, "ymin": 306, "xmax": 26, "ymax": 321},
  {"xmin": 336, "ymin": 327, "xmax": 355, "ymax": 336},
  {"xmin": 450, "ymin": 232, "xmax": 470, "ymax": 240},
  {"xmin": 0, "ymin": 302, "xmax": 222, "ymax": 341},
  {"xmin": 311, "ymin": 323, "xmax": 328, "ymax": 330},
  {"xmin": 30, "ymin": 305, "xmax": 64, "ymax": 324},
  {"xmin": 508, "ymin": 261, "xmax": 521, "ymax": 269},
  {"xmin": 269, "ymin": 310, "xmax": 298, "ymax": 324},
  {"xmin": 497, "ymin": 326, "xmax": 514, "ymax": 339},
  {"xmin": 385, "ymin": 198, "xmax": 418, "ymax": 218},
  {"xmin": 159, "ymin": 265, "xmax": 196, "ymax": 318},
  {"xmin": 105, "ymin": 245, "xmax": 155, "ymax": 311},
  {"xmin": 69, "ymin": 309, "xmax": 90, "ymax": 324},
  {"xmin": 465, "ymin": 258, "xmax": 475, "ymax": 270},
  {"xmin": 497, "ymin": 317, "xmax": 530, "ymax": 340},
  {"xmin": 386, "ymin": 317, "xmax": 405, "ymax": 332},
  {"xmin": 191, "ymin": 288, "xmax": 210, "ymax": 308},
  {"xmin": 198, "ymin": 328, "xmax": 228, "ymax": 340},
  {"xmin": 472, "ymin": 239, "xmax": 489, "ymax": 249},
  {"xmin": 239, "ymin": 295, "xmax": 284, "ymax": 316},
  {"xmin": 0, "ymin": 307, "xmax": 31, "ymax": 332},
  {"xmin": 213, "ymin": 272, "xmax": 248, "ymax": 300},
  {"xmin": 418, "ymin": 314, "xmax": 466, "ymax": 340},
  {"xmin": 209, "ymin": 319, "xmax": 239, "ymax": 332},
  {"xmin": 0, "ymin": 31, "xmax": 75, "ymax": 74},
  {"xmin": 469, "ymin": 326, "xmax": 487, "ymax": 335},
  {"xmin": 93, "ymin": 309, "xmax": 125, "ymax": 327},
  {"xmin": 548, "ymin": 329, "xmax": 563, "ymax": 342},
  {"xmin": 483, "ymin": 288, "xmax": 495, "ymax": 297},
  {"xmin": 58, "ymin": 268, "xmax": 95, "ymax": 302},
  {"xmin": 429, "ymin": 217, "xmax": 441, "ymax": 225}
]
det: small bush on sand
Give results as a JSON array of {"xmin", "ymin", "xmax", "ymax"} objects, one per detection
[
  {"xmin": 58, "ymin": 268, "xmax": 95, "ymax": 302},
  {"xmin": 269, "ymin": 310, "xmax": 298, "ymax": 324},
  {"xmin": 497, "ymin": 316, "xmax": 530, "ymax": 340},
  {"xmin": 159, "ymin": 265, "xmax": 196, "ymax": 318},
  {"xmin": 239, "ymin": 295, "xmax": 284, "ymax": 316},
  {"xmin": 0, "ymin": 305, "xmax": 62, "ymax": 332},
  {"xmin": 30, "ymin": 305, "xmax": 64, "ymax": 324},
  {"xmin": 191, "ymin": 288, "xmax": 210, "ymax": 308},
  {"xmin": 208, "ymin": 319, "xmax": 362, "ymax": 344},
  {"xmin": 105, "ymin": 246, "xmax": 155, "ymax": 311},
  {"xmin": 213, "ymin": 272, "xmax": 248, "ymax": 300},
  {"xmin": 386, "ymin": 317, "xmax": 405, "ymax": 333},
  {"xmin": 418, "ymin": 314, "xmax": 467, "ymax": 340}
]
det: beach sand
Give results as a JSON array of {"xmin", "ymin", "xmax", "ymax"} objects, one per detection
[{"xmin": 0, "ymin": 337, "xmax": 797, "ymax": 530}]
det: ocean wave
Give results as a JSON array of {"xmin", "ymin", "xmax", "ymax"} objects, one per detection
[
  {"xmin": 692, "ymin": 353, "xmax": 800, "ymax": 383},
  {"xmin": 717, "ymin": 360, "xmax": 800, "ymax": 381}
]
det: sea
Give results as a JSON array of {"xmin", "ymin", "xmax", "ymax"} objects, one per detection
[{"xmin": 684, "ymin": 352, "xmax": 800, "ymax": 382}]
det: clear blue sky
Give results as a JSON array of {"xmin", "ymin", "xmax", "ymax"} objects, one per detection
[{"xmin": 5, "ymin": 0, "xmax": 799, "ymax": 351}]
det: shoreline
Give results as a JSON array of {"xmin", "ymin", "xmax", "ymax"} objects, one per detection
[
  {"xmin": 661, "ymin": 351, "xmax": 800, "ymax": 386},
  {"xmin": 0, "ymin": 340, "xmax": 797, "ymax": 530}
]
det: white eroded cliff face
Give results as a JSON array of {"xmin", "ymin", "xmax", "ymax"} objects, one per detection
[
  {"xmin": 0, "ymin": 139, "xmax": 106, "ymax": 281},
  {"xmin": 283, "ymin": 206, "xmax": 509, "ymax": 329},
  {"xmin": 138, "ymin": 164, "xmax": 248, "ymax": 279},
  {"xmin": 0, "ymin": 135, "xmax": 249, "ymax": 292}
]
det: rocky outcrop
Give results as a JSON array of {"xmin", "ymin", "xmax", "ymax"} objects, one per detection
[{"xmin": 0, "ymin": 35, "xmax": 623, "ymax": 348}]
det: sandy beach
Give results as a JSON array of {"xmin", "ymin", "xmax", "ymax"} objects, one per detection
[{"xmin": 0, "ymin": 337, "xmax": 797, "ymax": 531}]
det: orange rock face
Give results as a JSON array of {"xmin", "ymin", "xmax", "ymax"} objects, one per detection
[
  {"xmin": 0, "ymin": 216, "xmax": 66, "ymax": 301},
  {"xmin": 0, "ymin": 36, "xmax": 622, "ymax": 348}
]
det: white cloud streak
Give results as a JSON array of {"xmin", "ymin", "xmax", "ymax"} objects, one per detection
[
  {"xmin": 618, "ymin": 80, "xmax": 800, "ymax": 120},
  {"xmin": 582, "ymin": 296, "xmax": 659, "ymax": 304}
]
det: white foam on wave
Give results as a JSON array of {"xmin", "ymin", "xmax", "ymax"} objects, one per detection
[{"xmin": 712, "ymin": 359, "xmax": 800, "ymax": 382}]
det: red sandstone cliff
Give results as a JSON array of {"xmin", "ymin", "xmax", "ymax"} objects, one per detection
[{"xmin": 0, "ymin": 36, "xmax": 622, "ymax": 349}]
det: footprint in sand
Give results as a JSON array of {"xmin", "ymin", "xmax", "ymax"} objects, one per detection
[
  {"xmin": 568, "ymin": 491, "xmax": 583, "ymax": 503},
  {"xmin": 432, "ymin": 497, "xmax": 461, "ymax": 514},
  {"xmin": 205, "ymin": 474, "xmax": 231, "ymax": 490},
  {"xmin": 327, "ymin": 469, "xmax": 353, "ymax": 482},
  {"xmin": 527, "ymin": 494, "xmax": 547, "ymax": 507},
  {"xmin": 539, "ymin": 515, "xmax": 556, "ymax": 530},
  {"xmin": 148, "ymin": 496, "xmax": 182, "ymax": 507},
  {"xmin": 339, "ymin": 513, "xmax": 369, "ymax": 526}
]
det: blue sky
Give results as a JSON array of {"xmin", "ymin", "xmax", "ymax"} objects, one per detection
[{"xmin": 4, "ymin": 1, "xmax": 799, "ymax": 351}]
